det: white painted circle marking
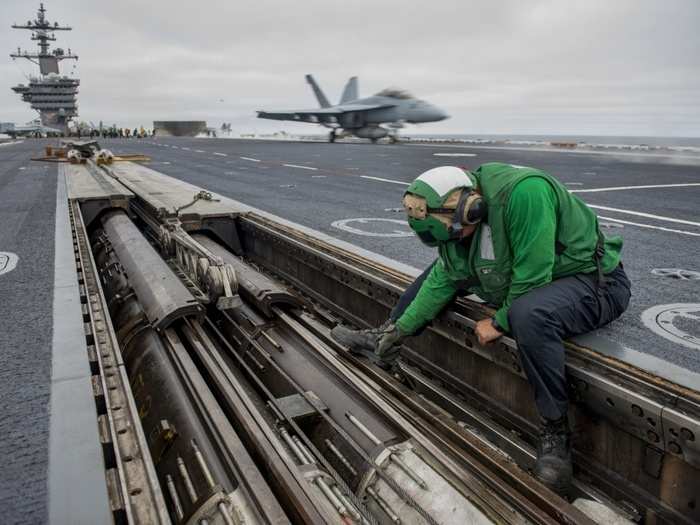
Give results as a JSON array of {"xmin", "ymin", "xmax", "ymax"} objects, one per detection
[
  {"xmin": 651, "ymin": 268, "xmax": 700, "ymax": 280},
  {"xmin": 0, "ymin": 252, "xmax": 19, "ymax": 276},
  {"xmin": 360, "ymin": 175, "xmax": 409, "ymax": 186},
  {"xmin": 331, "ymin": 218, "xmax": 413, "ymax": 237},
  {"xmin": 641, "ymin": 303, "xmax": 700, "ymax": 351}
]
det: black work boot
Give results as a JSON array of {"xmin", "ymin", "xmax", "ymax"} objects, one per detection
[{"xmin": 534, "ymin": 416, "xmax": 573, "ymax": 497}]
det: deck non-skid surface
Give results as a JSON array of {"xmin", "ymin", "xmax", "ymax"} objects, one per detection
[
  {"xmin": 108, "ymin": 137, "xmax": 700, "ymax": 377},
  {"xmin": 0, "ymin": 140, "xmax": 57, "ymax": 523}
]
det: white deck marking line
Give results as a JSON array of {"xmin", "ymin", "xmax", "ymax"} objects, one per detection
[
  {"xmin": 195, "ymin": 149, "xmax": 205, "ymax": 153},
  {"xmin": 360, "ymin": 175, "xmax": 409, "ymax": 186},
  {"xmin": 572, "ymin": 182, "xmax": 700, "ymax": 193},
  {"xmin": 213, "ymin": 152, "xmax": 227, "ymax": 156},
  {"xmin": 433, "ymin": 153, "xmax": 478, "ymax": 157},
  {"xmin": 240, "ymin": 156, "xmax": 261, "ymax": 162},
  {"xmin": 588, "ymin": 205, "xmax": 700, "ymax": 227},
  {"xmin": 181, "ymin": 147, "xmax": 191, "ymax": 150},
  {"xmin": 407, "ymin": 142, "xmax": 700, "ymax": 160},
  {"xmin": 283, "ymin": 164, "xmax": 318, "ymax": 171},
  {"xmin": 171, "ymin": 145, "xmax": 179, "ymax": 148},
  {"xmin": 598, "ymin": 216, "xmax": 700, "ymax": 237}
]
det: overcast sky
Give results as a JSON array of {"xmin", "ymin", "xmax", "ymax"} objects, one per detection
[{"xmin": 1, "ymin": 0, "xmax": 699, "ymax": 136}]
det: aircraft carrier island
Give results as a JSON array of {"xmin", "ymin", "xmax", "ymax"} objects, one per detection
[
  {"xmin": 9, "ymin": 4, "xmax": 79, "ymax": 134},
  {"xmin": 1, "ymin": 135, "xmax": 699, "ymax": 525}
]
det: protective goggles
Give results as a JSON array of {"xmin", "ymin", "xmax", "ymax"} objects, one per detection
[{"xmin": 403, "ymin": 191, "xmax": 483, "ymax": 226}]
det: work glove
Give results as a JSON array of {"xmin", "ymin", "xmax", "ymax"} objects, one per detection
[{"xmin": 374, "ymin": 323, "xmax": 405, "ymax": 368}]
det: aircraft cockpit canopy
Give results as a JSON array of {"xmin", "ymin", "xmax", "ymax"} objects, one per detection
[{"xmin": 375, "ymin": 88, "xmax": 414, "ymax": 100}]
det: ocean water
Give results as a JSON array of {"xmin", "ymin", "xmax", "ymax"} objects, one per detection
[{"xmin": 409, "ymin": 134, "xmax": 700, "ymax": 149}]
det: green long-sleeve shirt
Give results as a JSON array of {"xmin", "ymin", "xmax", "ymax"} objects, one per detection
[
  {"xmin": 396, "ymin": 177, "xmax": 561, "ymax": 334},
  {"xmin": 492, "ymin": 177, "xmax": 558, "ymax": 330}
]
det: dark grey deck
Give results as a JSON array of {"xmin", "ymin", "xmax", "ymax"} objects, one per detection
[{"xmin": 0, "ymin": 140, "xmax": 58, "ymax": 523}]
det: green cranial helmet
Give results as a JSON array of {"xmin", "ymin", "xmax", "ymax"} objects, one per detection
[{"xmin": 403, "ymin": 166, "xmax": 475, "ymax": 246}]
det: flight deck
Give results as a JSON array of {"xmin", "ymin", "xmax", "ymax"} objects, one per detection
[{"xmin": 0, "ymin": 137, "xmax": 698, "ymax": 525}]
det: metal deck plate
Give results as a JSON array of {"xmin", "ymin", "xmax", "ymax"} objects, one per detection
[
  {"xmin": 108, "ymin": 162, "xmax": 245, "ymax": 217},
  {"xmin": 65, "ymin": 163, "xmax": 134, "ymax": 202}
]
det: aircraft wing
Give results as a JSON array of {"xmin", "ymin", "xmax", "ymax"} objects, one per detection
[
  {"xmin": 15, "ymin": 124, "xmax": 62, "ymax": 134},
  {"xmin": 257, "ymin": 103, "xmax": 395, "ymax": 122},
  {"xmin": 257, "ymin": 107, "xmax": 342, "ymax": 120}
]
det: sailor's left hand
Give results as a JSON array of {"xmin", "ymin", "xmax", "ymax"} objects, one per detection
[{"xmin": 475, "ymin": 318, "xmax": 503, "ymax": 346}]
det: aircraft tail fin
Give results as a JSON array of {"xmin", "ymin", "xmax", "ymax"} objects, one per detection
[
  {"xmin": 339, "ymin": 76, "xmax": 358, "ymax": 104},
  {"xmin": 305, "ymin": 74, "xmax": 331, "ymax": 108}
]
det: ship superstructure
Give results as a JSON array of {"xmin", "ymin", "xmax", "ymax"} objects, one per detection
[{"xmin": 10, "ymin": 3, "xmax": 79, "ymax": 133}]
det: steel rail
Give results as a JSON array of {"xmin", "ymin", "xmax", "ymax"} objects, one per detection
[
  {"xmin": 175, "ymin": 318, "xmax": 330, "ymax": 525},
  {"xmin": 70, "ymin": 200, "xmax": 171, "ymax": 524},
  {"xmin": 196, "ymin": 314, "xmax": 384, "ymax": 525},
  {"xmin": 161, "ymin": 327, "xmax": 291, "ymax": 525}
]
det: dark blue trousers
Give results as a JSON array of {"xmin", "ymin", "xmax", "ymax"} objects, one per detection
[{"xmin": 391, "ymin": 263, "xmax": 631, "ymax": 420}]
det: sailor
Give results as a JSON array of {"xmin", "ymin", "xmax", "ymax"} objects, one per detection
[{"xmin": 331, "ymin": 163, "xmax": 631, "ymax": 495}]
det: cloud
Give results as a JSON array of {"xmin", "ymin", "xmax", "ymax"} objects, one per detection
[{"xmin": 1, "ymin": 0, "xmax": 698, "ymax": 136}]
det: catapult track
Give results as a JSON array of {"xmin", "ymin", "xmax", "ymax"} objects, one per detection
[{"xmin": 60, "ymin": 156, "xmax": 699, "ymax": 524}]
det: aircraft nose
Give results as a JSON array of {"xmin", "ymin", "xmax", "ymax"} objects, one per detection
[
  {"xmin": 420, "ymin": 103, "xmax": 449, "ymax": 122},
  {"xmin": 433, "ymin": 106, "xmax": 450, "ymax": 121}
]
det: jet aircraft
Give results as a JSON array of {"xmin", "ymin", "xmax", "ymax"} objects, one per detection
[
  {"xmin": 2, "ymin": 119, "xmax": 62, "ymax": 138},
  {"xmin": 257, "ymin": 75, "xmax": 449, "ymax": 143}
]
